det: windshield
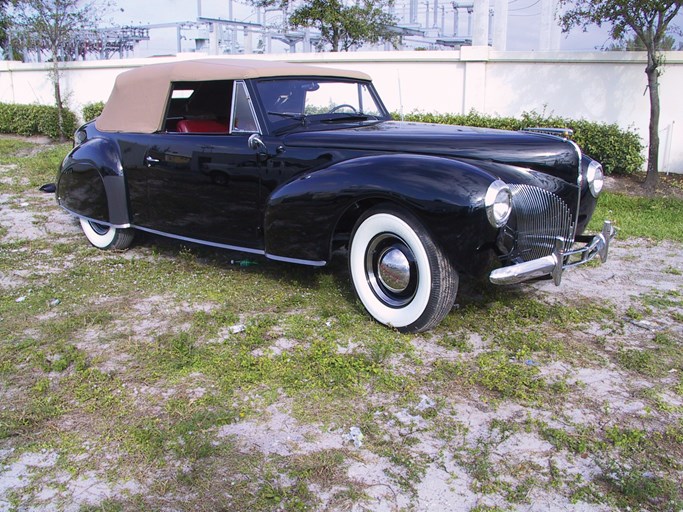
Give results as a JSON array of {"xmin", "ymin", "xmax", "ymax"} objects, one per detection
[{"xmin": 255, "ymin": 78, "xmax": 389, "ymax": 132}]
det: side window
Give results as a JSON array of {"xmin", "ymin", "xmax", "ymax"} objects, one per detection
[
  {"xmin": 231, "ymin": 81, "xmax": 259, "ymax": 134},
  {"xmin": 164, "ymin": 80, "xmax": 232, "ymax": 133}
]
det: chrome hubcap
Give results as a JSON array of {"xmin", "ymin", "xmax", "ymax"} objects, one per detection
[
  {"xmin": 377, "ymin": 247, "xmax": 411, "ymax": 293},
  {"xmin": 365, "ymin": 234, "xmax": 417, "ymax": 308},
  {"xmin": 89, "ymin": 221, "xmax": 110, "ymax": 236}
]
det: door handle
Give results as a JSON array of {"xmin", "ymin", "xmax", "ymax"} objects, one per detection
[{"xmin": 145, "ymin": 155, "xmax": 160, "ymax": 166}]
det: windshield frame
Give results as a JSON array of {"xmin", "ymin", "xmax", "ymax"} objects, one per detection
[{"xmin": 251, "ymin": 76, "xmax": 391, "ymax": 135}]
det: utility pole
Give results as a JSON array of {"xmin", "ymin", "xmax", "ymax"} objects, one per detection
[
  {"xmin": 228, "ymin": 0, "xmax": 234, "ymax": 53},
  {"xmin": 493, "ymin": 0, "xmax": 508, "ymax": 49},
  {"xmin": 472, "ymin": 0, "xmax": 488, "ymax": 46},
  {"xmin": 452, "ymin": 2, "xmax": 459, "ymax": 36}
]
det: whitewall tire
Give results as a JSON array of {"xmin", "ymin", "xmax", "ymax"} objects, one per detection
[
  {"xmin": 79, "ymin": 218, "xmax": 134, "ymax": 250},
  {"xmin": 349, "ymin": 206, "xmax": 458, "ymax": 333}
]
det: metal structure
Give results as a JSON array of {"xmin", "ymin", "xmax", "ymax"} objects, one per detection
[
  {"xmin": 9, "ymin": 26, "xmax": 150, "ymax": 62},
  {"xmin": 10, "ymin": 0, "xmax": 506, "ymax": 61},
  {"xmin": 71, "ymin": 27, "xmax": 151, "ymax": 60}
]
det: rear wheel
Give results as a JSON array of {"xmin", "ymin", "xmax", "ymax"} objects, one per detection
[
  {"xmin": 79, "ymin": 218, "xmax": 134, "ymax": 250},
  {"xmin": 349, "ymin": 205, "xmax": 458, "ymax": 333}
]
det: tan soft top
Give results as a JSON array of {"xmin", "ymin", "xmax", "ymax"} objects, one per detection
[{"xmin": 95, "ymin": 58, "xmax": 372, "ymax": 133}]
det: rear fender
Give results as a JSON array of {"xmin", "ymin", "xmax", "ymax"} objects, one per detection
[
  {"xmin": 263, "ymin": 154, "xmax": 498, "ymax": 266},
  {"xmin": 56, "ymin": 137, "xmax": 130, "ymax": 226}
]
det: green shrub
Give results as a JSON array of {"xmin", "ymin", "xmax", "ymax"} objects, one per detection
[
  {"xmin": 394, "ymin": 110, "xmax": 645, "ymax": 176},
  {"xmin": 82, "ymin": 101, "xmax": 105, "ymax": 122},
  {"xmin": 0, "ymin": 102, "xmax": 77, "ymax": 140}
]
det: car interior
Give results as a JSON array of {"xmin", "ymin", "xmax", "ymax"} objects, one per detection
[{"xmin": 164, "ymin": 80, "xmax": 233, "ymax": 133}]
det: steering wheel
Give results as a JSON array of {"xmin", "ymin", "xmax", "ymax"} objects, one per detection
[{"xmin": 328, "ymin": 104, "xmax": 358, "ymax": 114}]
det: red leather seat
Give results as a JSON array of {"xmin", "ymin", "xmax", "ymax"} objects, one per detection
[{"xmin": 176, "ymin": 119, "xmax": 227, "ymax": 133}]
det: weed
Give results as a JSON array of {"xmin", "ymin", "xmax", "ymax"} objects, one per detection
[
  {"xmin": 640, "ymin": 289, "xmax": 682, "ymax": 309},
  {"xmin": 472, "ymin": 351, "xmax": 546, "ymax": 402},
  {"xmin": 598, "ymin": 459, "xmax": 683, "ymax": 511},
  {"xmin": 289, "ymin": 449, "xmax": 348, "ymax": 487},
  {"xmin": 439, "ymin": 331, "xmax": 474, "ymax": 352},
  {"xmin": 534, "ymin": 421, "xmax": 600, "ymax": 455},
  {"xmin": 605, "ymin": 426, "xmax": 647, "ymax": 453},
  {"xmin": 625, "ymin": 305, "xmax": 643, "ymax": 320},
  {"xmin": 617, "ymin": 347, "xmax": 659, "ymax": 377}
]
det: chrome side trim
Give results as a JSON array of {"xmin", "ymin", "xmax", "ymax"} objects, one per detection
[
  {"xmin": 266, "ymin": 254, "xmax": 327, "ymax": 267},
  {"xmin": 518, "ymin": 129, "xmax": 584, "ymax": 231},
  {"xmin": 63, "ymin": 208, "xmax": 329, "ymax": 267},
  {"xmin": 567, "ymin": 138, "xmax": 583, "ymax": 230},
  {"xmin": 60, "ymin": 206, "xmax": 132, "ymax": 229},
  {"xmin": 490, "ymin": 220, "xmax": 615, "ymax": 286},
  {"xmin": 133, "ymin": 225, "xmax": 265, "ymax": 255}
]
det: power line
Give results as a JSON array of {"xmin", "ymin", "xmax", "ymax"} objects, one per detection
[{"xmin": 509, "ymin": 0, "xmax": 540, "ymax": 12}]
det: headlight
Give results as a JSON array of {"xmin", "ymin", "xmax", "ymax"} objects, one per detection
[
  {"xmin": 586, "ymin": 160, "xmax": 604, "ymax": 197},
  {"xmin": 74, "ymin": 129, "xmax": 87, "ymax": 146},
  {"xmin": 485, "ymin": 180, "xmax": 512, "ymax": 228}
]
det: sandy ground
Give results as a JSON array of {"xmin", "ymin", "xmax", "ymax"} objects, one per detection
[{"xmin": 1, "ymin": 152, "xmax": 682, "ymax": 511}]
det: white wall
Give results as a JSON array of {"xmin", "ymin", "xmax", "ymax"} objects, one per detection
[{"xmin": 1, "ymin": 49, "xmax": 681, "ymax": 172}]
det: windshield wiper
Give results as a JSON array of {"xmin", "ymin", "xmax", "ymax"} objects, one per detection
[
  {"xmin": 268, "ymin": 111, "xmax": 306, "ymax": 121},
  {"xmin": 320, "ymin": 113, "xmax": 376, "ymax": 123},
  {"xmin": 268, "ymin": 112, "xmax": 308, "ymax": 135}
]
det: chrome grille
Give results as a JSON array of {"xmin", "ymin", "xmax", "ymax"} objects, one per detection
[{"xmin": 509, "ymin": 184, "xmax": 574, "ymax": 262}]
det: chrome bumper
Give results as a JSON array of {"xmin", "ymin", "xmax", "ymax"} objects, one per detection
[{"xmin": 489, "ymin": 221, "xmax": 616, "ymax": 286}]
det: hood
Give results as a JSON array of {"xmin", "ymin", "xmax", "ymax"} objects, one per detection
[{"xmin": 283, "ymin": 121, "xmax": 581, "ymax": 183}]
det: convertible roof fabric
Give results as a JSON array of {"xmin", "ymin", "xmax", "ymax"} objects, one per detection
[{"xmin": 95, "ymin": 58, "xmax": 372, "ymax": 133}]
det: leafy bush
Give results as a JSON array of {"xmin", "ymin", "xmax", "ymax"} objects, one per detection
[
  {"xmin": 394, "ymin": 110, "xmax": 645, "ymax": 176},
  {"xmin": 82, "ymin": 101, "xmax": 105, "ymax": 122},
  {"xmin": 0, "ymin": 102, "xmax": 77, "ymax": 140}
]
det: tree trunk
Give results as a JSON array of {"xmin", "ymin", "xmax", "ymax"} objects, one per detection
[
  {"xmin": 331, "ymin": 26, "xmax": 340, "ymax": 52},
  {"xmin": 51, "ymin": 48, "xmax": 66, "ymax": 142},
  {"xmin": 643, "ymin": 56, "xmax": 660, "ymax": 194}
]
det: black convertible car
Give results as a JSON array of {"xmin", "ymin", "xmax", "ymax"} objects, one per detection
[{"xmin": 57, "ymin": 58, "xmax": 614, "ymax": 332}]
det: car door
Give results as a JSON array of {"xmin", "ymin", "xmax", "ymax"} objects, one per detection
[{"xmin": 126, "ymin": 80, "xmax": 265, "ymax": 249}]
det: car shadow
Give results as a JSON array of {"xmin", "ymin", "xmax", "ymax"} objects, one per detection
[{"xmin": 131, "ymin": 230, "xmax": 532, "ymax": 325}]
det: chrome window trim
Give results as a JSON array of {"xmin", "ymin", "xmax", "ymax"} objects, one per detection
[{"xmin": 230, "ymin": 80, "xmax": 262, "ymax": 134}]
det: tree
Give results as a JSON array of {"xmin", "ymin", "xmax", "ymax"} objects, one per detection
[
  {"xmin": 0, "ymin": 0, "xmax": 11, "ymax": 56},
  {"xmin": 12, "ymin": 0, "xmax": 106, "ymax": 140},
  {"xmin": 606, "ymin": 33, "xmax": 680, "ymax": 51},
  {"xmin": 558, "ymin": 0, "xmax": 682, "ymax": 193},
  {"xmin": 251, "ymin": 0, "xmax": 398, "ymax": 52},
  {"xmin": 290, "ymin": 0, "xmax": 398, "ymax": 51}
]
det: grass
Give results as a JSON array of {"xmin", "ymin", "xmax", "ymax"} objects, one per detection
[
  {"xmin": 1, "ymin": 138, "xmax": 682, "ymax": 511},
  {"xmin": 589, "ymin": 191, "xmax": 683, "ymax": 241}
]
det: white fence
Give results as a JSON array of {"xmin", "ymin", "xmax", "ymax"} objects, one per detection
[{"xmin": 1, "ymin": 48, "xmax": 681, "ymax": 172}]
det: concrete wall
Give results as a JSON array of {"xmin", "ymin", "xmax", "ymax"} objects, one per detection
[{"xmin": 1, "ymin": 49, "xmax": 681, "ymax": 172}]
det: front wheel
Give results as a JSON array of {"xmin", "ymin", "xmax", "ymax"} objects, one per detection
[
  {"xmin": 349, "ymin": 206, "xmax": 458, "ymax": 333},
  {"xmin": 79, "ymin": 218, "xmax": 134, "ymax": 250}
]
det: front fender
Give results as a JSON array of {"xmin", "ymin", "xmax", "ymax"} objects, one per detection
[
  {"xmin": 56, "ymin": 137, "xmax": 130, "ymax": 226},
  {"xmin": 263, "ymin": 154, "xmax": 500, "ymax": 267}
]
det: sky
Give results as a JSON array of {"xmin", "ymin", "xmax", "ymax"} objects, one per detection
[{"xmin": 105, "ymin": 0, "xmax": 680, "ymax": 56}]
